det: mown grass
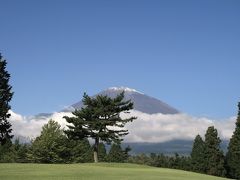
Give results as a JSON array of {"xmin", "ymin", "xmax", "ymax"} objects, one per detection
[{"xmin": 0, "ymin": 163, "xmax": 230, "ymax": 180}]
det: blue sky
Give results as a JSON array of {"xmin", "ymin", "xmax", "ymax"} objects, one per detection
[{"xmin": 0, "ymin": 0, "xmax": 239, "ymax": 118}]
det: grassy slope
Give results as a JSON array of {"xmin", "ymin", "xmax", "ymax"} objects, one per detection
[{"xmin": 0, "ymin": 163, "xmax": 230, "ymax": 180}]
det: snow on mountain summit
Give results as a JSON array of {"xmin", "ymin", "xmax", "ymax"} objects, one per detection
[{"xmin": 108, "ymin": 87, "xmax": 144, "ymax": 94}]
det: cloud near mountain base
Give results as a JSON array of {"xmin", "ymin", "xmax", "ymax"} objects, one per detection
[
  {"xmin": 123, "ymin": 110, "xmax": 235, "ymax": 142},
  {"xmin": 8, "ymin": 110, "xmax": 236, "ymax": 143}
]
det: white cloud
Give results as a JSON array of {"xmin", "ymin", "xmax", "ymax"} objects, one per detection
[
  {"xmin": 122, "ymin": 110, "xmax": 236, "ymax": 142},
  {"xmin": 8, "ymin": 110, "xmax": 73, "ymax": 139},
  {"xmin": 8, "ymin": 110, "xmax": 236, "ymax": 143}
]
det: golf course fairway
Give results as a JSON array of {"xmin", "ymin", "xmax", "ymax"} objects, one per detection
[{"xmin": 0, "ymin": 163, "xmax": 231, "ymax": 180}]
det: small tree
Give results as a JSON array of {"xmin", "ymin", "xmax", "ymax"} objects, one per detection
[
  {"xmin": 13, "ymin": 139, "xmax": 29, "ymax": 163},
  {"xmin": 64, "ymin": 92, "xmax": 136, "ymax": 162},
  {"xmin": 204, "ymin": 126, "xmax": 226, "ymax": 177},
  {"xmin": 226, "ymin": 102, "xmax": 240, "ymax": 179},
  {"xmin": 0, "ymin": 140, "xmax": 15, "ymax": 162},
  {"xmin": 107, "ymin": 143, "xmax": 123, "ymax": 162},
  {"xmin": 191, "ymin": 134, "xmax": 205, "ymax": 173},
  {"xmin": 29, "ymin": 120, "xmax": 67, "ymax": 163},
  {"xmin": 98, "ymin": 143, "xmax": 107, "ymax": 162},
  {"xmin": 67, "ymin": 139, "xmax": 93, "ymax": 163},
  {"xmin": 107, "ymin": 143, "xmax": 130, "ymax": 163},
  {"xmin": 0, "ymin": 54, "xmax": 14, "ymax": 145}
]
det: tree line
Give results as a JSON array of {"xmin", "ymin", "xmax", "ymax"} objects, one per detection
[
  {"xmin": 130, "ymin": 126, "xmax": 225, "ymax": 176},
  {"xmin": 129, "ymin": 104, "xmax": 240, "ymax": 179},
  {"xmin": 0, "ymin": 119, "xmax": 131, "ymax": 164},
  {"xmin": 1, "ymin": 54, "xmax": 240, "ymax": 179}
]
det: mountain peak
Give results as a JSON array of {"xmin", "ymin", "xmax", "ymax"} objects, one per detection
[
  {"xmin": 69, "ymin": 87, "xmax": 180, "ymax": 114},
  {"xmin": 108, "ymin": 86, "xmax": 144, "ymax": 94}
]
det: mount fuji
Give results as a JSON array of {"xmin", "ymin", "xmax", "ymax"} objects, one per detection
[{"xmin": 64, "ymin": 87, "xmax": 179, "ymax": 115}]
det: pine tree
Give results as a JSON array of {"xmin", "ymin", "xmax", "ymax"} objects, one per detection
[
  {"xmin": 107, "ymin": 143, "xmax": 125, "ymax": 162},
  {"xmin": 191, "ymin": 134, "xmax": 205, "ymax": 173},
  {"xmin": 0, "ymin": 140, "xmax": 15, "ymax": 162},
  {"xmin": 107, "ymin": 143, "xmax": 131, "ymax": 163},
  {"xmin": 13, "ymin": 139, "xmax": 29, "ymax": 163},
  {"xmin": 123, "ymin": 145, "xmax": 131, "ymax": 161},
  {"xmin": 0, "ymin": 54, "xmax": 14, "ymax": 145},
  {"xmin": 204, "ymin": 126, "xmax": 226, "ymax": 177},
  {"xmin": 68, "ymin": 139, "xmax": 93, "ymax": 163},
  {"xmin": 98, "ymin": 143, "xmax": 107, "ymax": 162},
  {"xmin": 28, "ymin": 120, "xmax": 68, "ymax": 163},
  {"xmin": 64, "ymin": 92, "xmax": 136, "ymax": 163},
  {"xmin": 226, "ymin": 102, "xmax": 240, "ymax": 179}
]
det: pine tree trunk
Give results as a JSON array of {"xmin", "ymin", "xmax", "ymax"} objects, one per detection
[
  {"xmin": 93, "ymin": 151, "xmax": 98, "ymax": 163},
  {"xmin": 93, "ymin": 137, "xmax": 99, "ymax": 163}
]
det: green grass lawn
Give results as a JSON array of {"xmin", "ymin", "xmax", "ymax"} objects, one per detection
[{"xmin": 0, "ymin": 163, "xmax": 230, "ymax": 180}]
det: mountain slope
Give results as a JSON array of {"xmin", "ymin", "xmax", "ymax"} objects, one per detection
[{"xmin": 70, "ymin": 87, "xmax": 179, "ymax": 114}]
